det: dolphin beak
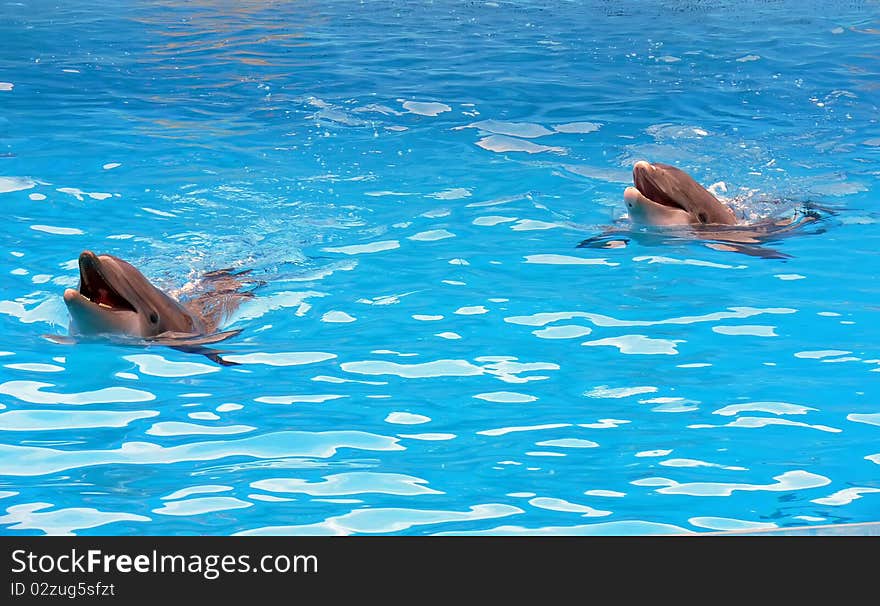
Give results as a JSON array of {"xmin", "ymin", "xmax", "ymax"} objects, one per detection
[
  {"xmin": 63, "ymin": 288, "xmax": 82, "ymax": 304},
  {"xmin": 63, "ymin": 256, "xmax": 140, "ymax": 336},
  {"xmin": 624, "ymin": 162, "xmax": 694, "ymax": 226},
  {"xmin": 74, "ymin": 251, "xmax": 137, "ymax": 312},
  {"xmin": 632, "ymin": 161, "xmax": 654, "ymax": 190},
  {"xmin": 631, "ymin": 161, "xmax": 686, "ymax": 211},
  {"xmin": 633, "ymin": 160, "xmax": 652, "ymax": 175}
]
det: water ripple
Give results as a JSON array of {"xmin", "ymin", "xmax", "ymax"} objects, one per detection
[
  {"xmin": 0, "ymin": 409, "xmax": 158, "ymax": 431},
  {"xmin": 251, "ymin": 472, "xmax": 441, "ymax": 497},
  {"xmin": 435, "ymin": 521, "xmax": 692, "ymax": 536},
  {"xmin": 0, "ymin": 431, "xmax": 402, "ymax": 476},
  {"xmin": 0, "ymin": 503, "xmax": 150, "ymax": 536},
  {"xmin": 632, "ymin": 470, "xmax": 831, "ymax": 497},
  {"xmin": 0, "ymin": 381, "xmax": 156, "ymax": 405},
  {"xmin": 153, "ymin": 497, "xmax": 252, "ymax": 517},
  {"xmin": 1, "ymin": 0, "xmax": 877, "ymax": 536},
  {"xmin": 237, "ymin": 503, "xmax": 523, "ymax": 536}
]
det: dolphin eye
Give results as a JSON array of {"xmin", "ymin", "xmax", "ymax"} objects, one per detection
[
  {"xmin": 698, "ymin": 213, "xmax": 708, "ymax": 224},
  {"xmin": 149, "ymin": 312, "xmax": 159, "ymax": 324}
]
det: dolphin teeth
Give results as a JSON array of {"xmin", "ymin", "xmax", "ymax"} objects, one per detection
[{"xmin": 98, "ymin": 303, "xmax": 112, "ymax": 309}]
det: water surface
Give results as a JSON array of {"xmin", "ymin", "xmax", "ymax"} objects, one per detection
[{"xmin": 1, "ymin": 0, "xmax": 879, "ymax": 535}]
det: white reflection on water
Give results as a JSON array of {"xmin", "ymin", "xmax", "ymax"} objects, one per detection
[
  {"xmin": 435, "ymin": 332, "xmax": 461, "ymax": 340},
  {"xmin": 528, "ymin": 497, "xmax": 612, "ymax": 517},
  {"xmin": 236, "ymin": 503, "xmax": 522, "ymax": 536},
  {"xmin": 636, "ymin": 449, "xmax": 673, "ymax": 458},
  {"xmin": 523, "ymin": 254, "xmax": 617, "ymax": 266},
  {"xmin": 631, "ymin": 469, "xmax": 830, "ymax": 497},
  {"xmin": 477, "ymin": 423, "xmax": 571, "ymax": 437},
  {"xmin": 584, "ymin": 490, "xmax": 626, "ymax": 498},
  {"xmin": 30, "ymin": 224, "xmax": 83, "ymax": 235},
  {"xmin": 251, "ymin": 472, "xmax": 441, "ymax": 496},
  {"xmin": 146, "ymin": 422, "xmax": 256, "ymax": 436},
  {"xmin": 476, "ymin": 135, "xmax": 565, "ymax": 155},
  {"xmin": 582, "ymin": 335, "xmax": 684, "ymax": 355},
  {"xmin": 454, "ymin": 305, "xmax": 488, "ymax": 315},
  {"xmin": 579, "ymin": 419, "xmax": 630, "ymax": 429},
  {"xmin": 534, "ymin": 439, "xmax": 598, "ymax": 449},
  {"xmin": 341, "ymin": 359, "xmax": 483, "ymax": 378},
  {"xmin": 3, "ymin": 363, "xmax": 64, "ymax": 372},
  {"xmin": 427, "ymin": 188, "xmax": 470, "ymax": 201},
  {"xmin": 408, "ymin": 229, "xmax": 455, "ymax": 242},
  {"xmin": 585, "ymin": 385, "xmax": 657, "ymax": 398},
  {"xmin": 384, "ymin": 412, "xmax": 431, "ymax": 425},
  {"xmin": 533, "ymin": 325, "xmax": 592, "ymax": 339},
  {"xmin": 712, "ymin": 325, "xmax": 777, "ymax": 337},
  {"xmin": 162, "ymin": 485, "xmax": 233, "ymax": 500},
  {"xmin": 312, "ymin": 375, "xmax": 387, "ymax": 385},
  {"xmin": 0, "ymin": 381, "xmax": 155, "ymax": 405},
  {"xmin": 472, "ymin": 215, "xmax": 517, "ymax": 226},
  {"xmin": 0, "ymin": 431, "xmax": 403, "ymax": 476},
  {"xmin": 455, "ymin": 119, "xmax": 555, "ymax": 139},
  {"xmin": 401, "ymin": 101, "xmax": 451, "ymax": 116},
  {"xmin": 222, "ymin": 352, "xmax": 336, "ymax": 366},
  {"xmin": 153, "ymin": 497, "xmax": 252, "ymax": 517},
  {"xmin": 254, "ymin": 394, "xmax": 344, "ymax": 405},
  {"xmin": 794, "ymin": 349, "xmax": 852, "ymax": 359},
  {"xmin": 322, "ymin": 240, "xmax": 400, "ymax": 255},
  {"xmin": 505, "ymin": 306, "xmax": 796, "ymax": 328},
  {"xmin": 713, "ymin": 401, "xmax": 816, "ymax": 416},
  {"xmin": 847, "ymin": 413, "xmax": 880, "ymax": 426},
  {"xmin": 510, "ymin": 219, "xmax": 562, "ymax": 231},
  {"xmin": 216, "ymin": 403, "xmax": 243, "ymax": 412},
  {"xmin": 0, "ymin": 502, "xmax": 150, "ymax": 536},
  {"xmin": 688, "ymin": 517, "xmax": 778, "ymax": 532},
  {"xmin": 659, "ymin": 458, "xmax": 747, "ymax": 471},
  {"xmin": 124, "ymin": 354, "xmax": 219, "ymax": 378},
  {"xmin": 341, "ymin": 356, "xmax": 560, "ymax": 383},
  {"xmin": 321, "ymin": 311, "xmax": 356, "ymax": 323},
  {"xmin": 689, "ymin": 417, "xmax": 841, "ymax": 433},
  {"xmin": 474, "ymin": 391, "xmax": 537, "ymax": 403},
  {"xmin": 634, "ymin": 255, "xmax": 746, "ymax": 270},
  {"xmin": 0, "ymin": 409, "xmax": 158, "ymax": 431},
  {"xmin": 397, "ymin": 433, "xmax": 456, "ymax": 441},
  {"xmin": 810, "ymin": 487, "xmax": 880, "ymax": 506},
  {"xmin": 0, "ymin": 176, "xmax": 34, "ymax": 192},
  {"xmin": 434, "ymin": 520, "xmax": 692, "ymax": 536}
]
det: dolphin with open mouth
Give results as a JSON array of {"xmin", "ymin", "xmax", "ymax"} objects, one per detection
[
  {"xmin": 579, "ymin": 160, "xmax": 826, "ymax": 258},
  {"xmin": 60, "ymin": 250, "xmax": 252, "ymax": 364},
  {"xmin": 624, "ymin": 160, "xmax": 737, "ymax": 226}
]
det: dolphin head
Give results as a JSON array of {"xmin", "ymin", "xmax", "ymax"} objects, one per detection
[
  {"xmin": 623, "ymin": 161, "xmax": 737, "ymax": 226},
  {"xmin": 63, "ymin": 251, "xmax": 204, "ymax": 339}
]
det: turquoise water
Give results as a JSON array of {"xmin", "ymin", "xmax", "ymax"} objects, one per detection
[{"xmin": 1, "ymin": 1, "xmax": 879, "ymax": 535}]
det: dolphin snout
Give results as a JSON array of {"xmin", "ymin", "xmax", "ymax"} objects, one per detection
[
  {"xmin": 632, "ymin": 161, "xmax": 653, "ymax": 188},
  {"xmin": 623, "ymin": 186, "xmax": 642, "ymax": 210}
]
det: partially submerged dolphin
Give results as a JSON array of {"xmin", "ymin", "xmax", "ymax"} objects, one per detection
[
  {"xmin": 60, "ymin": 250, "xmax": 252, "ymax": 364},
  {"xmin": 580, "ymin": 160, "xmax": 824, "ymax": 258},
  {"xmin": 624, "ymin": 160, "xmax": 736, "ymax": 226}
]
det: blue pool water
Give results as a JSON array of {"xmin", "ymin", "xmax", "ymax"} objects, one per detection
[{"xmin": 1, "ymin": 1, "xmax": 879, "ymax": 536}]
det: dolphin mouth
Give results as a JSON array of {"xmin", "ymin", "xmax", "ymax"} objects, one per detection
[
  {"xmin": 72, "ymin": 251, "xmax": 137, "ymax": 312},
  {"xmin": 631, "ymin": 161, "xmax": 686, "ymax": 211}
]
